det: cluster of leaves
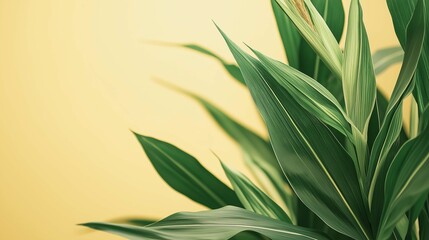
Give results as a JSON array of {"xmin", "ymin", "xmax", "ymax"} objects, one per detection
[{"xmin": 82, "ymin": 0, "xmax": 429, "ymax": 239}]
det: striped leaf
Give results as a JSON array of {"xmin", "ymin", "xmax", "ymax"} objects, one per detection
[
  {"xmin": 272, "ymin": 0, "xmax": 301, "ymax": 68},
  {"xmin": 342, "ymin": 0, "xmax": 377, "ymax": 178},
  {"xmin": 343, "ymin": 0, "xmax": 376, "ymax": 135},
  {"xmin": 367, "ymin": 0, "xmax": 426, "ymax": 229},
  {"xmin": 373, "ymin": 47, "xmax": 404, "ymax": 75},
  {"xmin": 82, "ymin": 206, "xmax": 330, "ymax": 240},
  {"xmin": 378, "ymin": 125, "xmax": 429, "ymax": 240},
  {"xmin": 219, "ymin": 28, "xmax": 372, "ymax": 240},
  {"xmin": 221, "ymin": 162, "xmax": 292, "ymax": 223},
  {"xmin": 274, "ymin": 0, "xmax": 343, "ymax": 78},
  {"xmin": 387, "ymin": 0, "xmax": 429, "ymax": 113},
  {"xmin": 157, "ymin": 81, "xmax": 294, "ymax": 214},
  {"xmin": 249, "ymin": 47, "xmax": 353, "ymax": 142},
  {"xmin": 133, "ymin": 134, "xmax": 242, "ymax": 209},
  {"xmin": 150, "ymin": 42, "xmax": 244, "ymax": 85}
]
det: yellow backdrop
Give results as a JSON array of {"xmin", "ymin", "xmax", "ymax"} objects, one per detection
[{"xmin": 0, "ymin": 1, "xmax": 403, "ymax": 239}]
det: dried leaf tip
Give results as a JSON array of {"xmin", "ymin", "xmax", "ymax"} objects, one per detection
[{"xmin": 292, "ymin": 0, "xmax": 314, "ymax": 28}]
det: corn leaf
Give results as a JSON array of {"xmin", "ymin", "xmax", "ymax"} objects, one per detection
[
  {"xmin": 133, "ymin": 134, "xmax": 242, "ymax": 209},
  {"xmin": 221, "ymin": 162, "xmax": 292, "ymax": 223},
  {"xmin": 373, "ymin": 47, "xmax": 404, "ymax": 75},
  {"xmin": 82, "ymin": 206, "xmax": 330, "ymax": 240},
  {"xmin": 367, "ymin": 0, "xmax": 426, "ymax": 217},
  {"xmin": 377, "ymin": 125, "xmax": 429, "ymax": 240},
  {"xmin": 219, "ymin": 27, "xmax": 372, "ymax": 240},
  {"xmin": 387, "ymin": 0, "xmax": 429, "ymax": 113}
]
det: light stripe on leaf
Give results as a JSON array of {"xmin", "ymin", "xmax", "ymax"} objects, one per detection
[
  {"xmin": 343, "ymin": 0, "xmax": 376, "ymax": 135},
  {"xmin": 274, "ymin": 0, "xmax": 343, "ymax": 78}
]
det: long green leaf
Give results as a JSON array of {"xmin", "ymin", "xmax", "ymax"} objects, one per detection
[
  {"xmin": 299, "ymin": 0, "xmax": 345, "ymax": 76},
  {"xmin": 249, "ymin": 47, "xmax": 353, "ymax": 142},
  {"xmin": 378, "ymin": 125, "xmax": 429, "ymax": 240},
  {"xmin": 343, "ymin": 0, "xmax": 377, "ymax": 179},
  {"xmin": 373, "ymin": 47, "xmax": 404, "ymax": 75},
  {"xmin": 156, "ymin": 80, "xmax": 294, "ymax": 215},
  {"xmin": 219, "ymin": 27, "xmax": 372, "ymax": 240},
  {"xmin": 82, "ymin": 206, "xmax": 329, "ymax": 240},
  {"xmin": 271, "ymin": 0, "xmax": 301, "ymax": 68},
  {"xmin": 221, "ymin": 162, "xmax": 291, "ymax": 223},
  {"xmin": 387, "ymin": 0, "xmax": 429, "ymax": 112},
  {"xmin": 133, "ymin": 134, "xmax": 242, "ymax": 209},
  {"xmin": 420, "ymin": 204, "xmax": 429, "ymax": 240},
  {"xmin": 367, "ymin": 0, "xmax": 426, "ymax": 216},
  {"xmin": 149, "ymin": 42, "xmax": 244, "ymax": 85},
  {"xmin": 274, "ymin": 0, "xmax": 343, "ymax": 78},
  {"xmin": 343, "ymin": 0, "xmax": 376, "ymax": 135}
]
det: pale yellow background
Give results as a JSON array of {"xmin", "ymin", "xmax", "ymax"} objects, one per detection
[{"xmin": 0, "ymin": 0, "xmax": 403, "ymax": 239}]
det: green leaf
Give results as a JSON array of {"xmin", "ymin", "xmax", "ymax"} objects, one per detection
[
  {"xmin": 271, "ymin": 0, "xmax": 301, "ymax": 68},
  {"xmin": 156, "ymin": 80, "xmax": 294, "ymax": 217},
  {"xmin": 133, "ymin": 134, "xmax": 242, "ymax": 209},
  {"xmin": 250, "ymin": 47, "xmax": 352, "ymax": 141},
  {"xmin": 150, "ymin": 42, "xmax": 245, "ymax": 85},
  {"xmin": 121, "ymin": 219, "xmax": 156, "ymax": 227},
  {"xmin": 367, "ymin": 0, "xmax": 426, "ymax": 217},
  {"xmin": 420, "ymin": 205, "xmax": 429, "ymax": 240},
  {"xmin": 343, "ymin": 0, "xmax": 376, "ymax": 135},
  {"xmin": 373, "ymin": 47, "xmax": 404, "ymax": 75},
  {"xmin": 274, "ymin": 0, "xmax": 343, "ymax": 78},
  {"xmin": 377, "ymin": 125, "xmax": 429, "ymax": 240},
  {"xmin": 387, "ymin": 0, "xmax": 429, "ymax": 112},
  {"xmin": 273, "ymin": 0, "xmax": 345, "ymax": 101},
  {"xmin": 298, "ymin": 0, "xmax": 345, "ymax": 102},
  {"xmin": 218, "ymin": 27, "xmax": 372, "ymax": 240},
  {"xmin": 81, "ymin": 206, "xmax": 330, "ymax": 240},
  {"xmin": 221, "ymin": 161, "xmax": 291, "ymax": 223}
]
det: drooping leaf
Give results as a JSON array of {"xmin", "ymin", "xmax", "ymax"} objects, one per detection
[
  {"xmin": 377, "ymin": 125, "xmax": 429, "ymax": 240},
  {"xmin": 156, "ymin": 80, "xmax": 294, "ymax": 215},
  {"xmin": 387, "ymin": 0, "xmax": 429, "ymax": 112},
  {"xmin": 373, "ymin": 47, "xmax": 404, "ymax": 75},
  {"xmin": 367, "ymin": 0, "xmax": 426, "ymax": 219},
  {"xmin": 218, "ymin": 27, "xmax": 372, "ymax": 240},
  {"xmin": 82, "ymin": 206, "xmax": 330, "ymax": 240},
  {"xmin": 221, "ymin": 162, "xmax": 291, "ymax": 223},
  {"xmin": 150, "ymin": 42, "xmax": 244, "ymax": 85},
  {"xmin": 133, "ymin": 134, "xmax": 242, "ymax": 209}
]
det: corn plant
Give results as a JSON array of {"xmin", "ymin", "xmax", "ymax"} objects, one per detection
[{"xmin": 82, "ymin": 0, "xmax": 429, "ymax": 239}]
